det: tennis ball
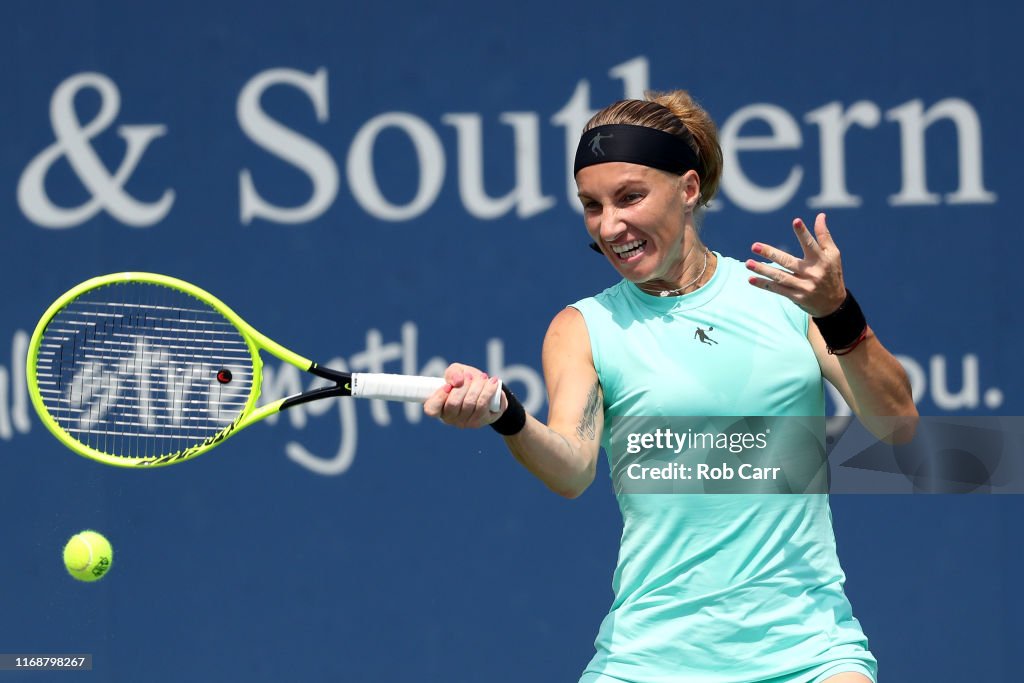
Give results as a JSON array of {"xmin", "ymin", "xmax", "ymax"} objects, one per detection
[{"xmin": 62, "ymin": 530, "xmax": 113, "ymax": 582}]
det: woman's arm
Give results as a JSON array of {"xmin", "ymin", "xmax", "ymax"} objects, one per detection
[
  {"xmin": 423, "ymin": 307, "xmax": 604, "ymax": 498},
  {"xmin": 745, "ymin": 213, "xmax": 918, "ymax": 440},
  {"xmin": 808, "ymin": 322, "xmax": 917, "ymax": 441}
]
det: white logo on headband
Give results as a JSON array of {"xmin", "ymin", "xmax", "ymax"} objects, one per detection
[{"xmin": 589, "ymin": 132, "xmax": 613, "ymax": 157}]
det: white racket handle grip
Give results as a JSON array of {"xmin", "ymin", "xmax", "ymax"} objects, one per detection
[{"xmin": 349, "ymin": 373, "xmax": 502, "ymax": 412}]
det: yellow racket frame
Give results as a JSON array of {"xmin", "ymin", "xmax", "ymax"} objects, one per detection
[{"xmin": 27, "ymin": 272, "xmax": 313, "ymax": 468}]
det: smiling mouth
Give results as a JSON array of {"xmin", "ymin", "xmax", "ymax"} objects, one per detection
[{"xmin": 611, "ymin": 239, "xmax": 647, "ymax": 260}]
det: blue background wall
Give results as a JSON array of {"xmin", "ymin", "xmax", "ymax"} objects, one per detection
[{"xmin": 1, "ymin": 1, "xmax": 1019, "ymax": 681}]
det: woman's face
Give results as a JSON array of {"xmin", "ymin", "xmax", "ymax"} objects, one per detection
[{"xmin": 576, "ymin": 162, "xmax": 699, "ymax": 288}]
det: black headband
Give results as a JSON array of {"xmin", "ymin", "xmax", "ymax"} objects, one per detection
[{"xmin": 573, "ymin": 124, "xmax": 702, "ymax": 177}]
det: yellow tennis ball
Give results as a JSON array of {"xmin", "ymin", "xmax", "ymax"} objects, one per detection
[{"xmin": 62, "ymin": 530, "xmax": 113, "ymax": 582}]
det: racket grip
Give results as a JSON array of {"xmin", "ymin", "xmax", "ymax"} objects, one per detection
[{"xmin": 350, "ymin": 373, "xmax": 502, "ymax": 412}]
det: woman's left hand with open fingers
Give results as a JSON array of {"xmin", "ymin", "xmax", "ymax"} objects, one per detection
[{"xmin": 745, "ymin": 212, "xmax": 848, "ymax": 318}]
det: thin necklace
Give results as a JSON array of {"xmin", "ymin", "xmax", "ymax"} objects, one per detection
[{"xmin": 644, "ymin": 248, "xmax": 710, "ymax": 297}]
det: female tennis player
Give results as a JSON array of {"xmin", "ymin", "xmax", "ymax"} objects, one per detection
[{"xmin": 424, "ymin": 90, "xmax": 917, "ymax": 683}]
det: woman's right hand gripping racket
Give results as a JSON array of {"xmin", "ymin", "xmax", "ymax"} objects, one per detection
[{"xmin": 26, "ymin": 272, "xmax": 502, "ymax": 468}]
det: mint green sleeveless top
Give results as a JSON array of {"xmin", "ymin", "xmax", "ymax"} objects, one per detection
[{"xmin": 570, "ymin": 255, "xmax": 876, "ymax": 683}]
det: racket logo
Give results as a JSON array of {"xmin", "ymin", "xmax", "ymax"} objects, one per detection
[{"xmin": 140, "ymin": 411, "xmax": 246, "ymax": 466}]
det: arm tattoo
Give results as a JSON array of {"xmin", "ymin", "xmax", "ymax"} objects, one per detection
[{"xmin": 575, "ymin": 381, "xmax": 601, "ymax": 441}]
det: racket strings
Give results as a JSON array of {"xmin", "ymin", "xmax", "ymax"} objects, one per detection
[{"xmin": 34, "ymin": 282, "xmax": 256, "ymax": 460}]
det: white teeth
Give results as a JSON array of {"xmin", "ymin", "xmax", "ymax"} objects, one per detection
[
  {"xmin": 611, "ymin": 239, "xmax": 647, "ymax": 259},
  {"xmin": 611, "ymin": 239, "xmax": 646, "ymax": 254}
]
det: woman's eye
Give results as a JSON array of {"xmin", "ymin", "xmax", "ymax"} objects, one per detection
[{"xmin": 624, "ymin": 193, "xmax": 644, "ymax": 203}]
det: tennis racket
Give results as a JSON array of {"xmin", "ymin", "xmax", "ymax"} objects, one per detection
[{"xmin": 26, "ymin": 272, "xmax": 501, "ymax": 468}]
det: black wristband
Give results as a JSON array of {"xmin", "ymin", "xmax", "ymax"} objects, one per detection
[
  {"xmin": 812, "ymin": 289, "xmax": 867, "ymax": 352},
  {"xmin": 490, "ymin": 384, "xmax": 527, "ymax": 436}
]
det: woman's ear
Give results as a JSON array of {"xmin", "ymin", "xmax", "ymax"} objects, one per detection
[{"xmin": 681, "ymin": 169, "xmax": 701, "ymax": 210}]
